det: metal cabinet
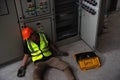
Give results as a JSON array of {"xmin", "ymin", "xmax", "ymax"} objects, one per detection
[
  {"xmin": 0, "ymin": 0, "xmax": 24, "ymax": 65},
  {"xmin": 15, "ymin": 0, "xmax": 54, "ymax": 41},
  {"xmin": 54, "ymin": 0, "xmax": 103, "ymax": 49},
  {"xmin": 15, "ymin": 0, "xmax": 103, "ymax": 49},
  {"xmin": 0, "ymin": 0, "xmax": 103, "ymax": 65}
]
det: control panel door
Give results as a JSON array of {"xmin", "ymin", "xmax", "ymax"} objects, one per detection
[{"xmin": 80, "ymin": 0, "xmax": 101, "ymax": 50}]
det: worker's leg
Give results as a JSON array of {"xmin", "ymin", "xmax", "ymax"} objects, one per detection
[
  {"xmin": 63, "ymin": 67, "xmax": 76, "ymax": 80},
  {"xmin": 48, "ymin": 57, "xmax": 76, "ymax": 80},
  {"xmin": 33, "ymin": 62, "xmax": 48, "ymax": 80}
]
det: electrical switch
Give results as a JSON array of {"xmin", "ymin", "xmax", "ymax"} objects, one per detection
[
  {"xmin": 84, "ymin": 0, "xmax": 97, "ymax": 6},
  {"xmin": 81, "ymin": 3, "xmax": 96, "ymax": 15}
]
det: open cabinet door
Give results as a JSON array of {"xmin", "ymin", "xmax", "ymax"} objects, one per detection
[{"xmin": 80, "ymin": 0, "xmax": 102, "ymax": 50}]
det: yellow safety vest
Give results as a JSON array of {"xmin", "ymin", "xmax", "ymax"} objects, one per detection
[{"xmin": 26, "ymin": 33, "xmax": 52, "ymax": 62}]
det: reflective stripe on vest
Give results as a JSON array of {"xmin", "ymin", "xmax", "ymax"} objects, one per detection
[{"xmin": 27, "ymin": 33, "xmax": 52, "ymax": 62}]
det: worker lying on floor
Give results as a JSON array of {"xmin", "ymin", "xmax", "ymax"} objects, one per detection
[{"xmin": 17, "ymin": 26, "xmax": 76, "ymax": 80}]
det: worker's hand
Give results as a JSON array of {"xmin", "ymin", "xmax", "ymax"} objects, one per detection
[
  {"xmin": 57, "ymin": 51, "xmax": 69, "ymax": 56},
  {"xmin": 17, "ymin": 66, "xmax": 26, "ymax": 77}
]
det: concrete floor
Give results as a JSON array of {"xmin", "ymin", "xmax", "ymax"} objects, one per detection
[{"xmin": 0, "ymin": 11, "xmax": 120, "ymax": 80}]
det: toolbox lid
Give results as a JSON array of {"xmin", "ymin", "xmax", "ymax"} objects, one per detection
[{"xmin": 74, "ymin": 51, "xmax": 97, "ymax": 62}]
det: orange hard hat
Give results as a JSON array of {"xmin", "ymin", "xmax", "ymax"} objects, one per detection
[{"xmin": 22, "ymin": 27, "xmax": 33, "ymax": 40}]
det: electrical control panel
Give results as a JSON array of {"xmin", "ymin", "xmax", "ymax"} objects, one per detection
[
  {"xmin": 20, "ymin": 0, "xmax": 51, "ymax": 18},
  {"xmin": 81, "ymin": 0, "xmax": 98, "ymax": 15},
  {"xmin": 35, "ymin": 0, "xmax": 50, "ymax": 15},
  {"xmin": 15, "ymin": 0, "xmax": 54, "ymax": 41}
]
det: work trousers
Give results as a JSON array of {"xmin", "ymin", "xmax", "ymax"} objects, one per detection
[{"xmin": 33, "ymin": 57, "xmax": 76, "ymax": 80}]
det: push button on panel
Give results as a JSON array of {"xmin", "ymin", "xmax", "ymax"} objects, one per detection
[
  {"xmin": 81, "ymin": 3, "xmax": 96, "ymax": 15},
  {"xmin": 84, "ymin": 0, "xmax": 97, "ymax": 6}
]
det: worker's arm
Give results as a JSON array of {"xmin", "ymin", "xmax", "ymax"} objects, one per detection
[
  {"xmin": 49, "ymin": 42, "xmax": 69, "ymax": 56},
  {"xmin": 45, "ymin": 33, "xmax": 68, "ymax": 56},
  {"xmin": 21, "ymin": 54, "xmax": 29, "ymax": 67},
  {"xmin": 17, "ymin": 54, "xmax": 29, "ymax": 77},
  {"xmin": 49, "ymin": 43, "xmax": 59, "ymax": 52},
  {"xmin": 20, "ymin": 40, "xmax": 30, "ymax": 67}
]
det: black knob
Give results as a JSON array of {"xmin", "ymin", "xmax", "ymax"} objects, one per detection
[
  {"xmin": 91, "ymin": 9, "xmax": 96, "ymax": 15},
  {"xmin": 27, "ymin": 0, "xmax": 32, "ymax": 2},
  {"xmin": 92, "ymin": 0, "xmax": 97, "ymax": 6},
  {"xmin": 36, "ymin": 23, "xmax": 41, "ymax": 25},
  {"xmin": 84, "ymin": 0, "xmax": 97, "ymax": 6}
]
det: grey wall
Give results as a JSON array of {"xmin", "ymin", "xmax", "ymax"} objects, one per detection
[{"xmin": 0, "ymin": 0, "xmax": 24, "ymax": 65}]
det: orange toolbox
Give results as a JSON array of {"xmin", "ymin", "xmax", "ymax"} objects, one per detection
[{"xmin": 74, "ymin": 51, "xmax": 101, "ymax": 71}]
